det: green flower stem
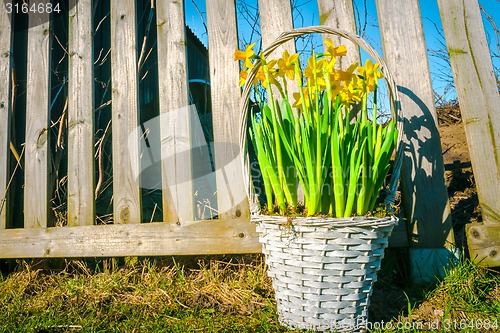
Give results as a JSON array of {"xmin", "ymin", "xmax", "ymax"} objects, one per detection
[
  {"xmin": 327, "ymin": 76, "xmax": 345, "ymax": 217},
  {"xmin": 372, "ymin": 84, "xmax": 378, "ymax": 152},
  {"xmin": 251, "ymin": 120, "xmax": 284, "ymax": 211},
  {"xmin": 263, "ymin": 63, "xmax": 288, "ymax": 212}
]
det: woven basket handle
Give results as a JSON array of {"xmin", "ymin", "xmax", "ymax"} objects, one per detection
[{"xmin": 238, "ymin": 26, "xmax": 403, "ymax": 214}]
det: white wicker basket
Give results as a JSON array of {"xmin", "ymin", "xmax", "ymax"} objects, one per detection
[
  {"xmin": 238, "ymin": 26, "xmax": 403, "ymax": 332},
  {"xmin": 256, "ymin": 215, "xmax": 398, "ymax": 332}
]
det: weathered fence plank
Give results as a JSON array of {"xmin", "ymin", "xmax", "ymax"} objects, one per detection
[
  {"xmin": 258, "ymin": 0, "xmax": 298, "ymax": 108},
  {"xmin": 207, "ymin": 0, "xmax": 249, "ymax": 220},
  {"xmin": 438, "ymin": 0, "xmax": 500, "ymax": 266},
  {"xmin": 110, "ymin": 0, "xmax": 141, "ymax": 224},
  {"xmin": 467, "ymin": 224, "xmax": 500, "ymax": 266},
  {"xmin": 317, "ymin": 0, "xmax": 364, "ymax": 123},
  {"xmin": 377, "ymin": 0, "xmax": 456, "ymax": 281},
  {"xmin": 0, "ymin": 218, "xmax": 260, "ymax": 258},
  {"xmin": 317, "ymin": 0, "xmax": 360, "ymax": 67},
  {"xmin": 156, "ymin": 0, "xmax": 194, "ymax": 223},
  {"xmin": 0, "ymin": 1, "xmax": 12, "ymax": 230},
  {"xmin": 24, "ymin": 11, "xmax": 51, "ymax": 229},
  {"xmin": 67, "ymin": 0, "xmax": 94, "ymax": 226},
  {"xmin": 258, "ymin": 0, "xmax": 295, "ymax": 55}
]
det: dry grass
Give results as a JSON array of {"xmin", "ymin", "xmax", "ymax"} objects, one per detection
[
  {"xmin": 1, "ymin": 256, "xmax": 499, "ymax": 332},
  {"xmin": 0, "ymin": 255, "xmax": 285, "ymax": 333}
]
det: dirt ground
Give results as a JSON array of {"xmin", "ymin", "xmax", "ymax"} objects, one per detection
[
  {"xmin": 438, "ymin": 102, "xmax": 482, "ymax": 251},
  {"xmin": 369, "ymin": 102, "xmax": 484, "ymax": 324}
]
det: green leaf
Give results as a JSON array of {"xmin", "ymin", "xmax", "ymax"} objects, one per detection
[{"xmin": 331, "ymin": 103, "xmax": 345, "ymax": 217}]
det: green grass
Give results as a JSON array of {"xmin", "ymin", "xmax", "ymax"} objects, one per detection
[
  {"xmin": 0, "ymin": 256, "xmax": 498, "ymax": 332},
  {"xmin": 369, "ymin": 259, "xmax": 500, "ymax": 332}
]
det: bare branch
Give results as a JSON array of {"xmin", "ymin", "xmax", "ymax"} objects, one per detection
[{"xmin": 191, "ymin": 0, "xmax": 208, "ymax": 38}]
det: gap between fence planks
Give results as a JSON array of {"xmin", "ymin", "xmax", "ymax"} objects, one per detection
[
  {"xmin": 0, "ymin": 1, "xmax": 12, "ymax": 230},
  {"xmin": 68, "ymin": 0, "xmax": 94, "ymax": 226},
  {"xmin": 438, "ymin": 0, "xmax": 500, "ymax": 266},
  {"xmin": 24, "ymin": 11, "xmax": 51, "ymax": 229}
]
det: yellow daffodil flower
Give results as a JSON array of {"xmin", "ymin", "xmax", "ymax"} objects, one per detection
[
  {"xmin": 357, "ymin": 59, "xmax": 384, "ymax": 92},
  {"xmin": 234, "ymin": 42, "xmax": 256, "ymax": 69},
  {"xmin": 324, "ymin": 39, "xmax": 347, "ymax": 58},
  {"xmin": 277, "ymin": 50, "xmax": 299, "ymax": 80},
  {"xmin": 303, "ymin": 56, "xmax": 316, "ymax": 80},
  {"xmin": 336, "ymin": 62, "xmax": 358, "ymax": 81},
  {"xmin": 259, "ymin": 59, "xmax": 280, "ymax": 89},
  {"xmin": 340, "ymin": 75, "xmax": 364, "ymax": 105},
  {"xmin": 292, "ymin": 87, "xmax": 312, "ymax": 111},
  {"xmin": 239, "ymin": 70, "xmax": 248, "ymax": 87},
  {"xmin": 304, "ymin": 56, "xmax": 327, "ymax": 92},
  {"xmin": 330, "ymin": 82, "xmax": 342, "ymax": 98}
]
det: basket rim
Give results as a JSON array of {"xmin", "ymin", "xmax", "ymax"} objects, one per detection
[
  {"xmin": 253, "ymin": 213, "xmax": 398, "ymax": 228},
  {"xmin": 238, "ymin": 26, "xmax": 404, "ymax": 216}
]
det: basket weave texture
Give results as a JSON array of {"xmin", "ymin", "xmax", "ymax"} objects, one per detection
[{"xmin": 256, "ymin": 216, "xmax": 397, "ymax": 332}]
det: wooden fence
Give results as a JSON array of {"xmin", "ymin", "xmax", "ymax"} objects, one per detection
[{"xmin": 0, "ymin": 0, "xmax": 498, "ymax": 265}]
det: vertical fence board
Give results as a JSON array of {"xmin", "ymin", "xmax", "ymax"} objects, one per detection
[
  {"xmin": 24, "ymin": 11, "xmax": 51, "ymax": 229},
  {"xmin": 110, "ymin": 0, "xmax": 141, "ymax": 224},
  {"xmin": 258, "ymin": 0, "xmax": 297, "ymax": 105},
  {"xmin": 156, "ymin": 0, "xmax": 193, "ymax": 223},
  {"xmin": 317, "ymin": 0, "xmax": 360, "ymax": 67},
  {"xmin": 258, "ymin": 0, "xmax": 295, "ymax": 55},
  {"xmin": 377, "ymin": 0, "xmax": 456, "ymax": 281},
  {"xmin": 0, "ymin": 2, "xmax": 12, "ymax": 230},
  {"xmin": 207, "ymin": 0, "xmax": 249, "ymax": 220},
  {"xmin": 377, "ymin": 0, "xmax": 454, "ymax": 248},
  {"xmin": 438, "ymin": 0, "xmax": 500, "ymax": 266},
  {"xmin": 67, "ymin": 0, "xmax": 94, "ymax": 226}
]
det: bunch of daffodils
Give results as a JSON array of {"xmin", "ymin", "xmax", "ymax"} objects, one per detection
[{"xmin": 235, "ymin": 39, "xmax": 398, "ymax": 217}]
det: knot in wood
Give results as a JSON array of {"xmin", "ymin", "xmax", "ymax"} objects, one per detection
[{"xmin": 120, "ymin": 206, "xmax": 130, "ymax": 222}]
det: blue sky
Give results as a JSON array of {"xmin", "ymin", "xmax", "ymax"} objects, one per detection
[{"xmin": 184, "ymin": 0, "xmax": 499, "ymax": 102}]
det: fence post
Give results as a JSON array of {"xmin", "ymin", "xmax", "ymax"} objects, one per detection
[
  {"xmin": 68, "ymin": 0, "xmax": 95, "ymax": 226},
  {"xmin": 376, "ymin": 0, "xmax": 457, "ymax": 283},
  {"xmin": 0, "ymin": 1, "xmax": 13, "ymax": 230},
  {"xmin": 438, "ymin": 0, "xmax": 500, "ymax": 266}
]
